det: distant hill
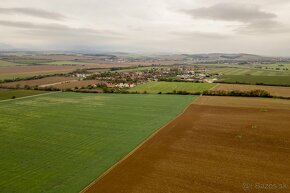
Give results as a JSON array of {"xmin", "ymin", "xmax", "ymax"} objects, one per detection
[{"xmin": 181, "ymin": 53, "xmax": 282, "ymax": 63}]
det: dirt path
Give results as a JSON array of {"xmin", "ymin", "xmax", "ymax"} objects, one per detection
[
  {"xmin": 0, "ymin": 91, "xmax": 60, "ymax": 103},
  {"xmin": 83, "ymin": 101, "xmax": 290, "ymax": 193},
  {"xmin": 39, "ymin": 80, "xmax": 77, "ymax": 88}
]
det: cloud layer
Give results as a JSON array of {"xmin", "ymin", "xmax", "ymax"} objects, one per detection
[
  {"xmin": 184, "ymin": 3, "xmax": 276, "ymax": 22},
  {"xmin": 0, "ymin": 0, "xmax": 289, "ymax": 56},
  {"xmin": 0, "ymin": 7, "xmax": 65, "ymax": 20},
  {"xmin": 183, "ymin": 3, "xmax": 290, "ymax": 35}
]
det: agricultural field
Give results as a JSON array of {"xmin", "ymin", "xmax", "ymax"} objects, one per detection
[
  {"xmin": 0, "ymin": 89, "xmax": 48, "ymax": 100},
  {"xmin": 0, "ymin": 76, "xmax": 77, "ymax": 89},
  {"xmin": 256, "ymin": 63, "xmax": 290, "ymax": 71},
  {"xmin": 217, "ymin": 75, "xmax": 290, "ymax": 86},
  {"xmin": 85, "ymin": 96, "xmax": 290, "ymax": 193},
  {"xmin": 0, "ymin": 65, "xmax": 79, "ymax": 80},
  {"xmin": 129, "ymin": 82, "xmax": 216, "ymax": 94},
  {"xmin": 5, "ymin": 59, "xmax": 54, "ymax": 65},
  {"xmin": 196, "ymin": 96, "xmax": 290, "ymax": 110},
  {"xmin": 43, "ymin": 61, "xmax": 91, "ymax": 65},
  {"xmin": 208, "ymin": 67, "xmax": 290, "ymax": 76},
  {"xmin": 212, "ymin": 83, "xmax": 290, "ymax": 97},
  {"xmin": 207, "ymin": 65, "xmax": 290, "ymax": 85},
  {"xmin": 0, "ymin": 60, "xmax": 20, "ymax": 67},
  {"xmin": 0, "ymin": 92, "xmax": 195, "ymax": 193},
  {"xmin": 50, "ymin": 80, "xmax": 99, "ymax": 90}
]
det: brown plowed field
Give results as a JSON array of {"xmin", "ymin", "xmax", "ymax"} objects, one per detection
[
  {"xmin": 0, "ymin": 76, "xmax": 76, "ymax": 88},
  {"xmin": 212, "ymin": 83, "xmax": 290, "ymax": 97},
  {"xmin": 0, "ymin": 65, "xmax": 78, "ymax": 77},
  {"xmin": 196, "ymin": 96, "xmax": 290, "ymax": 110},
  {"xmin": 84, "ymin": 97, "xmax": 290, "ymax": 193}
]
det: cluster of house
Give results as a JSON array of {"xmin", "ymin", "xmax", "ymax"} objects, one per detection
[
  {"xmin": 115, "ymin": 83, "xmax": 135, "ymax": 88},
  {"xmin": 176, "ymin": 72, "xmax": 218, "ymax": 83},
  {"xmin": 95, "ymin": 81, "xmax": 135, "ymax": 89},
  {"xmin": 72, "ymin": 65, "xmax": 220, "ymax": 89}
]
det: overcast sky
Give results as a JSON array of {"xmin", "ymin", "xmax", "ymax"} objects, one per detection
[{"xmin": 0, "ymin": 0, "xmax": 290, "ymax": 56}]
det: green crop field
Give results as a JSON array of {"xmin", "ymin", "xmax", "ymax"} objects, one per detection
[
  {"xmin": 129, "ymin": 81, "xmax": 216, "ymax": 94},
  {"xmin": 218, "ymin": 75, "xmax": 290, "ymax": 86},
  {"xmin": 0, "ymin": 71, "xmax": 74, "ymax": 81},
  {"xmin": 208, "ymin": 67, "xmax": 290, "ymax": 76},
  {"xmin": 0, "ymin": 92, "xmax": 195, "ymax": 193},
  {"xmin": 7, "ymin": 59, "xmax": 54, "ymax": 65},
  {"xmin": 0, "ymin": 60, "xmax": 19, "ymax": 67},
  {"xmin": 0, "ymin": 89, "xmax": 48, "ymax": 100}
]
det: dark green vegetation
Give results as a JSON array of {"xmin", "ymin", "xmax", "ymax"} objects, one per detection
[
  {"xmin": 0, "ymin": 89, "xmax": 48, "ymax": 100},
  {"xmin": 6, "ymin": 59, "xmax": 53, "ymax": 65},
  {"xmin": 217, "ymin": 75, "xmax": 290, "ymax": 86},
  {"xmin": 0, "ymin": 93, "xmax": 195, "ymax": 193},
  {"xmin": 203, "ymin": 89, "xmax": 272, "ymax": 98},
  {"xmin": 129, "ymin": 82, "xmax": 216, "ymax": 94}
]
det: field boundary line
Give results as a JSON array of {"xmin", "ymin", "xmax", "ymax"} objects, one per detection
[
  {"xmin": 80, "ymin": 97, "xmax": 197, "ymax": 193},
  {"xmin": 0, "ymin": 91, "xmax": 60, "ymax": 103},
  {"xmin": 209, "ymin": 83, "xmax": 220, "ymax": 91}
]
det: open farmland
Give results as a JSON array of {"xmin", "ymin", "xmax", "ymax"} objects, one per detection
[
  {"xmin": 43, "ymin": 60, "xmax": 91, "ymax": 65},
  {"xmin": 207, "ymin": 66, "xmax": 290, "ymax": 85},
  {"xmin": 0, "ymin": 76, "xmax": 77, "ymax": 88},
  {"xmin": 85, "ymin": 96, "xmax": 290, "ymax": 193},
  {"xmin": 0, "ymin": 89, "xmax": 49, "ymax": 100},
  {"xmin": 212, "ymin": 83, "xmax": 290, "ymax": 97},
  {"xmin": 195, "ymin": 96, "xmax": 290, "ymax": 109},
  {"xmin": 5, "ymin": 59, "xmax": 54, "ymax": 65},
  {"xmin": 262, "ymin": 63, "xmax": 290, "ymax": 70},
  {"xmin": 208, "ymin": 67, "xmax": 290, "ymax": 76},
  {"xmin": 217, "ymin": 75, "xmax": 290, "ymax": 86},
  {"xmin": 50, "ymin": 80, "xmax": 99, "ymax": 89},
  {"xmin": 0, "ymin": 92, "xmax": 195, "ymax": 193},
  {"xmin": 0, "ymin": 60, "xmax": 20, "ymax": 67},
  {"xmin": 0, "ymin": 65, "xmax": 79, "ymax": 80},
  {"xmin": 129, "ymin": 82, "xmax": 216, "ymax": 94}
]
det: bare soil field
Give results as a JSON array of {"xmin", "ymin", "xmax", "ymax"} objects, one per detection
[
  {"xmin": 84, "ymin": 97, "xmax": 290, "ymax": 193},
  {"xmin": 212, "ymin": 83, "xmax": 290, "ymax": 97},
  {"xmin": 196, "ymin": 96, "xmax": 290, "ymax": 110},
  {"xmin": 50, "ymin": 80, "xmax": 99, "ymax": 89},
  {"xmin": 0, "ymin": 76, "xmax": 76, "ymax": 88},
  {"xmin": 0, "ymin": 65, "xmax": 78, "ymax": 78}
]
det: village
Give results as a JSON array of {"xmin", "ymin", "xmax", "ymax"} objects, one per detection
[{"xmin": 76, "ymin": 66, "xmax": 220, "ymax": 89}]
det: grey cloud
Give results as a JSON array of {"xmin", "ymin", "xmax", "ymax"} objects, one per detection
[
  {"xmin": 237, "ymin": 20, "xmax": 290, "ymax": 34},
  {"xmin": 0, "ymin": 7, "xmax": 65, "ymax": 20},
  {"xmin": 183, "ymin": 3, "xmax": 289, "ymax": 34},
  {"xmin": 184, "ymin": 3, "xmax": 276, "ymax": 22},
  {"xmin": 0, "ymin": 20, "xmax": 124, "ymax": 39}
]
